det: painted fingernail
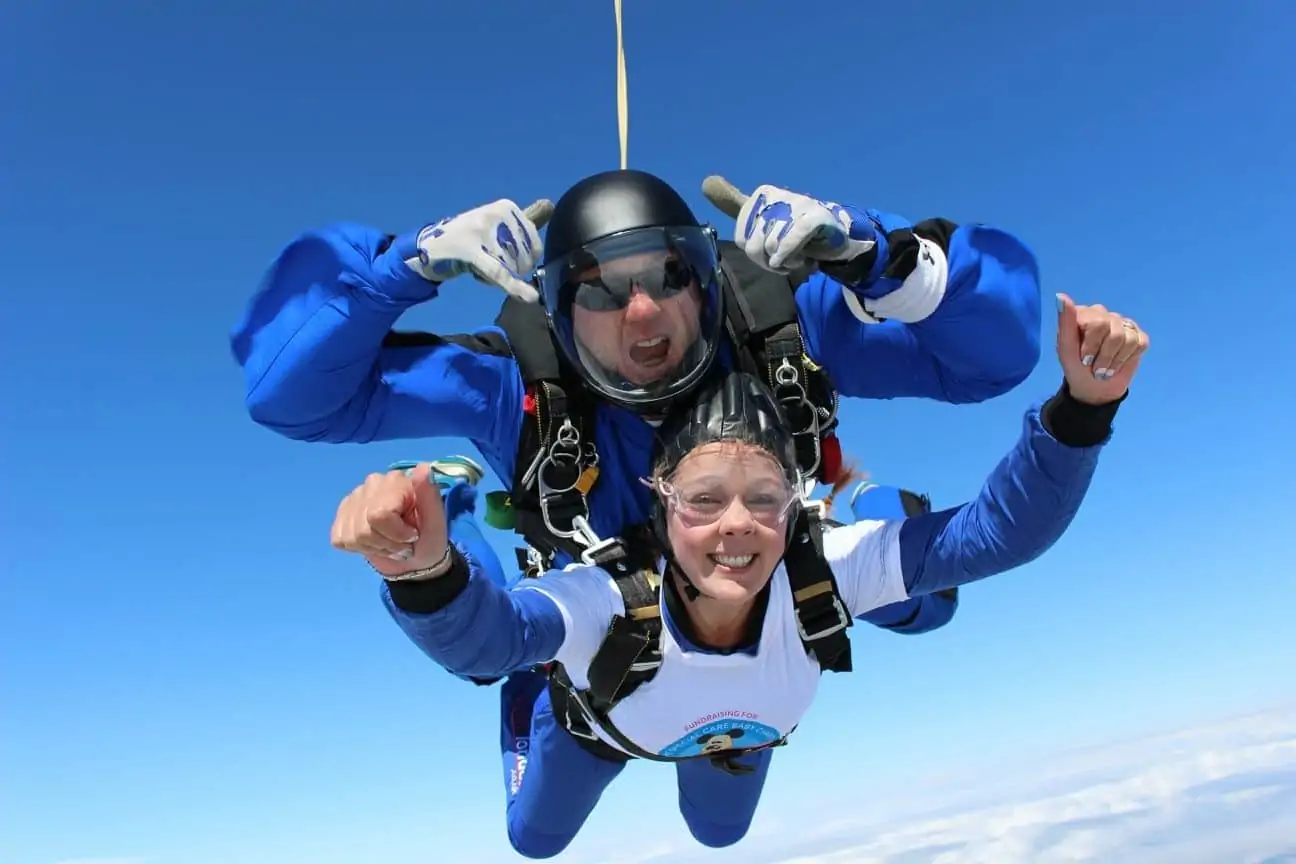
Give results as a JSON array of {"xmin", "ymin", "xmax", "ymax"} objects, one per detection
[
  {"xmin": 1094, "ymin": 367, "xmax": 1109, "ymax": 378},
  {"xmin": 1082, "ymin": 355, "xmax": 1095, "ymax": 367},
  {"xmin": 1055, "ymin": 294, "xmax": 1064, "ymax": 312}
]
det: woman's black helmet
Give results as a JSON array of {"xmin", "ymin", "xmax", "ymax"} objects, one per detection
[{"xmin": 648, "ymin": 370, "xmax": 801, "ymax": 568}]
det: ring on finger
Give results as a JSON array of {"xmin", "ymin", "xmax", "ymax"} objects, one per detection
[{"xmin": 1121, "ymin": 318, "xmax": 1138, "ymax": 332}]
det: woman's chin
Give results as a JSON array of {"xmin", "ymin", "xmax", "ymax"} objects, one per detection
[{"xmin": 697, "ymin": 562, "xmax": 772, "ymax": 600}]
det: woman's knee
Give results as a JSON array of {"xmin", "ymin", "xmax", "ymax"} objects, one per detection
[
  {"xmin": 506, "ymin": 817, "xmax": 580, "ymax": 859},
  {"xmin": 502, "ymin": 697, "xmax": 624, "ymax": 859},
  {"xmin": 682, "ymin": 815, "xmax": 755, "ymax": 849},
  {"xmin": 676, "ymin": 752, "xmax": 770, "ymax": 849}
]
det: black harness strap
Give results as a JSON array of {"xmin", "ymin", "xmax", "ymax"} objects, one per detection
[
  {"xmin": 548, "ymin": 534, "xmax": 792, "ymax": 775},
  {"xmin": 569, "ymin": 533, "xmax": 665, "ymax": 712},
  {"xmin": 494, "ymin": 298, "xmax": 602, "ymax": 572},
  {"xmin": 492, "ymin": 243, "xmax": 855, "ymax": 743},
  {"xmin": 548, "ymin": 511, "xmax": 852, "ymax": 774},
  {"xmin": 782, "ymin": 509, "xmax": 853, "ymax": 673},
  {"xmin": 714, "ymin": 242, "xmax": 841, "ymax": 483},
  {"xmin": 492, "ymin": 242, "xmax": 845, "ymax": 576}
]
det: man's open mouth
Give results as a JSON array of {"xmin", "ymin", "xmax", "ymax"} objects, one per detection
[{"xmin": 629, "ymin": 336, "xmax": 670, "ymax": 367}]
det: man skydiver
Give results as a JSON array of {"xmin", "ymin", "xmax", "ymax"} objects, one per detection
[{"xmin": 235, "ymin": 168, "xmax": 1043, "ymax": 645}]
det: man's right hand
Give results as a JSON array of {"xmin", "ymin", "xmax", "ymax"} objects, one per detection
[
  {"xmin": 402, "ymin": 199, "xmax": 542, "ymax": 302},
  {"xmin": 330, "ymin": 464, "xmax": 449, "ymax": 578}
]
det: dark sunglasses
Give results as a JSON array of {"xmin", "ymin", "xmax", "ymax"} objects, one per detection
[{"xmin": 569, "ymin": 257, "xmax": 699, "ymax": 312}]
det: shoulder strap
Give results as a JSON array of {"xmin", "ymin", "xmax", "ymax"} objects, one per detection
[
  {"xmin": 715, "ymin": 241, "xmax": 842, "ymax": 485},
  {"xmin": 782, "ymin": 507, "xmax": 853, "ymax": 673},
  {"xmin": 546, "ymin": 511, "xmax": 850, "ymax": 774},
  {"xmin": 546, "ymin": 532, "xmax": 663, "ymax": 744},
  {"xmin": 547, "ymin": 530, "xmax": 791, "ymax": 775},
  {"xmin": 715, "ymin": 240, "xmax": 804, "ymax": 352},
  {"xmin": 712, "ymin": 243, "xmax": 852, "ymax": 671},
  {"xmin": 494, "ymin": 297, "xmax": 603, "ymax": 570},
  {"xmin": 573, "ymin": 531, "xmax": 665, "ymax": 710}
]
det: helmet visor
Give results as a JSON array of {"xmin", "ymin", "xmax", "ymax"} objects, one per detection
[{"xmin": 538, "ymin": 226, "xmax": 725, "ymax": 410}]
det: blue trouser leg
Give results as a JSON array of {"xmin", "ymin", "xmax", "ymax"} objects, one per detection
[
  {"xmin": 849, "ymin": 484, "xmax": 959, "ymax": 635},
  {"xmin": 499, "ymin": 672, "xmax": 626, "ymax": 858},
  {"xmin": 675, "ymin": 750, "xmax": 774, "ymax": 847}
]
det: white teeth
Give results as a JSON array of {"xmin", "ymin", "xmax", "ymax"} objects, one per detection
[
  {"xmin": 711, "ymin": 554, "xmax": 755, "ymax": 568},
  {"xmin": 634, "ymin": 336, "xmax": 666, "ymax": 348}
]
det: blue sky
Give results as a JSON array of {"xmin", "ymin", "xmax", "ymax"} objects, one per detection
[{"xmin": 2, "ymin": 1, "xmax": 1293, "ymax": 862}]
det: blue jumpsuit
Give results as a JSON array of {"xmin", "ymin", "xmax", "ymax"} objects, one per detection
[
  {"xmin": 847, "ymin": 484, "xmax": 959, "ymax": 634},
  {"xmin": 382, "ymin": 390, "xmax": 1114, "ymax": 857},
  {"xmin": 230, "ymin": 206, "xmax": 1042, "ymax": 634}
]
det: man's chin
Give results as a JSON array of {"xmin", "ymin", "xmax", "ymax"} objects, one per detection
[
  {"xmin": 619, "ymin": 353, "xmax": 685, "ymax": 387},
  {"xmin": 620, "ymin": 365, "xmax": 674, "ymax": 387}
]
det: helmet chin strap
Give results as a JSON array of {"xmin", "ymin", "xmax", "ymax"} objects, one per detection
[{"xmin": 673, "ymin": 562, "xmax": 703, "ymax": 602}]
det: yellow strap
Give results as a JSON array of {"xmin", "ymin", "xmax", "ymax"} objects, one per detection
[
  {"xmin": 614, "ymin": 0, "xmax": 629, "ymax": 169},
  {"xmin": 575, "ymin": 465, "xmax": 600, "ymax": 495}
]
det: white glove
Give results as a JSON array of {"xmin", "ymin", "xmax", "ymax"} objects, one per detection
[
  {"xmin": 735, "ymin": 184, "xmax": 877, "ymax": 274},
  {"xmin": 403, "ymin": 199, "xmax": 542, "ymax": 302}
]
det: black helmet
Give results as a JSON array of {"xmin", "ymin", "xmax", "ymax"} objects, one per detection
[
  {"xmin": 535, "ymin": 169, "xmax": 727, "ymax": 414},
  {"xmin": 649, "ymin": 370, "xmax": 801, "ymax": 565},
  {"xmin": 654, "ymin": 370, "xmax": 799, "ymax": 485}
]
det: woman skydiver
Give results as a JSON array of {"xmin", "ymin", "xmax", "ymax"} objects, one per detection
[{"xmin": 329, "ymin": 293, "xmax": 1149, "ymax": 858}]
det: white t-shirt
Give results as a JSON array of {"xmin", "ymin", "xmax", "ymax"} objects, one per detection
[{"xmin": 515, "ymin": 518, "xmax": 909, "ymax": 758}]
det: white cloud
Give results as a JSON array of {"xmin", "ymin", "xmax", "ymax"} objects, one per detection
[
  {"xmin": 776, "ymin": 706, "xmax": 1296, "ymax": 864},
  {"xmin": 663, "ymin": 705, "xmax": 1296, "ymax": 864}
]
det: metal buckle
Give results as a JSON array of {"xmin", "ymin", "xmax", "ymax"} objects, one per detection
[
  {"xmin": 800, "ymin": 493, "xmax": 826, "ymax": 518},
  {"xmin": 772, "ymin": 359, "xmax": 823, "ymax": 478},
  {"xmin": 564, "ymin": 694, "xmax": 601, "ymax": 741},
  {"xmin": 629, "ymin": 657, "xmax": 662, "ymax": 674},
  {"xmin": 795, "ymin": 592, "xmax": 851, "ymax": 642},
  {"xmin": 579, "ymin": 532, "xmax": 624, "ymax": 566}
]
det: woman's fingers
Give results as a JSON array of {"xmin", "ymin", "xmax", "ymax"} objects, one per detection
[{"xmin": 330, "ymin": 472, "xmax": 420, "ymax": 560}]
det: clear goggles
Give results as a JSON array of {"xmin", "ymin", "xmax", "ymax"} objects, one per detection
[{"xmin": 641, "ymin": 473, "xmax": 801, "ymax": 527}]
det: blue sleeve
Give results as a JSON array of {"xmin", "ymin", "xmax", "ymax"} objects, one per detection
[
  {"xmin": 846, "ymin": 482, "xmax": 958, "ymax": 635},
  {"xmin": 797, "ymin": 209, "xmax": 1042, "ymax": 405},
  {"xmin": 380, "ymin": 549, "xmax": 567, "ymax": 679},
  {"xmin": 897, "ymin": 399, "xmax": 1103, "ymax": 595},
  {"xmin": 228, "ymin": 222, "xmax": 523, "ymax": 455},
  {"xmin": 857, "ymin": 590, "xmax": 958, "ymax": 635}
]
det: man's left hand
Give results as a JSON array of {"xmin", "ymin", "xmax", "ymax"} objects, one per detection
[{"xmin": 735, "ymin": 184, "xmax": 877, "ymax": 274}]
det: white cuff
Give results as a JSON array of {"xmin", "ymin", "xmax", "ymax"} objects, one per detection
[{"xmin": 849, "ymin": 236, "xmax": 950, "ymax": 324}]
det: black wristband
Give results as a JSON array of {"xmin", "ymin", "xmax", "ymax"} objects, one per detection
[
  {"xmin": 385, "ymin": 547, "xmax": 472, "ymax": 614},
  {"xmin": 1041, "ymin": 380, "xmax": 1126, "ymax": 448},
  {"xmin": 820, "ymin": 247, "xmax": 879, "ymax": 289}
]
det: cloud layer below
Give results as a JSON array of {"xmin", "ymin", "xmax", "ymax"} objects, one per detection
[
  {"xmin": 624, "ymin": 705, "xmax": 1296, "ymax": 864},
  {"xmin": 773, "ymin": 706, "xmax": 1296, "ymax": 864}
]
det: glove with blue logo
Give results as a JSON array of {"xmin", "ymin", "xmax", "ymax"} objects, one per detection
[
  {"xmin": 735, "ymin": 184, "xmax": 878, "ymax": 276},
  {"xmin": 401, "ymin": 199, "xmax": 543, "ymax": 302}
]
